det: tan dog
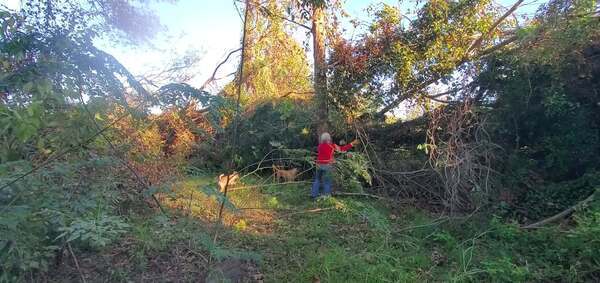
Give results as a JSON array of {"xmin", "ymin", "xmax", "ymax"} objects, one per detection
[
  {"xmin": 217, "ymin": 172, "xmax": 240, "ymax": 192},
  {"xmin": 272, "ymin": 165, "xmax": 298, "ymax": 183}
]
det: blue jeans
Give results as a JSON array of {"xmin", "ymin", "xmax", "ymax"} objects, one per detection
[{"xmin": 311, "ymin": 165, "xmax": 332, "ymax": 198}]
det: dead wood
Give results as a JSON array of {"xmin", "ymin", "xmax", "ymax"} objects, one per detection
[{"xmin": 523, "ymin": 190, "xmax": 597, "ymax": 229}]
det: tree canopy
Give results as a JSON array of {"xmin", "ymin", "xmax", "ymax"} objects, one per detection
[{"xmin": 1, "ymin": 0, "xmax": 599, "ymax": 281}]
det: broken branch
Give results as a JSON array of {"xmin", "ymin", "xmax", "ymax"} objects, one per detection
[{"xmin": 522, "ymin": 190, "xmax": 597, "ymax": 229}]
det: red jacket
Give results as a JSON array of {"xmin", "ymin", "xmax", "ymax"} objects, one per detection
[{"xmin": 316, "ymin": 143, "xmax": 353, "ymax": 165}]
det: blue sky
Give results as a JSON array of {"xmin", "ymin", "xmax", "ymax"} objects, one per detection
[
  {"xmin": 1, "ymin": 0, "xmax": 546, "ymax": 93},
  {"xmin": 102, "ymin": 0, "xmax": 543, "ymax": 92},
  {"xmin": 100, "ymin": 0, "xmax": 407, "ymax": 92}
]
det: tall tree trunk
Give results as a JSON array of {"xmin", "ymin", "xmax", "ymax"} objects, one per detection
[
  {"xmin": 241, "ymin": 0, "xmax": 258, "ymax": 94},
  {"xmin": 218, "ymin": 0, "xmax": 251, "ymax": 226},
  {"xmin": 312, "ymin": 4, "xmax": 328, "ymax": 134}
]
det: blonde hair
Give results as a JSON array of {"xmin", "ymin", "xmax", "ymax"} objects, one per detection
[{"xmin": 319, "ymin": 132, "xmax": 331, "ymax": 143}]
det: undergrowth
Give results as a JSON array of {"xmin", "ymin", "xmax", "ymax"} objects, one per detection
[
  {"xmin": 169, "ymin": 175, "xmax": 600, "ymax": 282},
  {"xmin": 3, "ymin": 171, "xmax": 598, "ymax": 282}
]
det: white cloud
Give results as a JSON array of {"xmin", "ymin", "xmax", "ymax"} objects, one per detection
[{"xmin": 0, "ymin": 0, "xmax": 20, "ymax": 10}]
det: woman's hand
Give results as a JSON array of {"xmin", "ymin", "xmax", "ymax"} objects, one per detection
[{"xmin": 350, "ymin": 139, "xmax": 360, "ymax": 146}]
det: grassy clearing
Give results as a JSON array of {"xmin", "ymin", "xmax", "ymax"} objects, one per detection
[
  {"xmin": 50, "ymin": 175, "xmax": 598, "ymax": 282},
  {"xmin": 159, "ymin": 175, "xmax": 440, "ymax": 281},
  {"xmin": 155, "ymin": 176, "xmax": 463, "ymax": 281},
  {"xmin": 160, "ymin": 175, "xmax": 598, "ymax": 282}
]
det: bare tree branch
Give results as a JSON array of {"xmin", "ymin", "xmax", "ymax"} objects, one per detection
[
  {"xmin": 468, "ymin": 0, "xmax": 525, "ymax": 53},
  {"xmin": 424, "ymin": 82, "xmax": 475, "ymax": 99},
  {"xmin": 523, "ymin": 190, "xmax": 597, "ymax": 229},
  {"xmin": 477, "ymin": 35, "xmax": 518, "ymax": 57},
  {"xmin": 200, "ymin": 48, "xmax": 242, "ymax": 90},
  {"xmin": 137, "ymin": 56, "xmax": 199, "ymax": 88},
  {"xmin": 280, "ymin": 90, "xmax": 314, "ymax": 98}
]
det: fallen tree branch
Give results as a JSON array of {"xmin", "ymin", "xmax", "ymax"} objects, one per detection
[
  {"xmin": 423, "ymin": 82, "xmax": 475, "ymax": 99},
  {"xmin": 375, "ymin": 0, "xmax": 525, "ymax": 117},
  {"xmin": 467, "ymin": 0, "xmax": 525, "ymax": 53},
  {"xmin": 522, "ymin": 189, "xmax": 597, "ymax": 229},
  {"xmin": 332, "ymin": 192, "xmax": 384, "ymax": 199},
  {"xmin": 282, "ymin": 207, "xmax": 335, "ymax": 217},
  {"xmin": 477, "ymin": 35, "xmax": 518, "ymax": 58},
  {"xmin": 67, "ymin": 243, "xmax": 87, "ymax": 283},
  {"xmin": 227, "ymin": 181, "xmax": 312, "ymax": 192}
]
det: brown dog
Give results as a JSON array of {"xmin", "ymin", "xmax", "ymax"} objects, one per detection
[
  {"xmin": 272, "ymin": 165, "xmax": 298, "ymax": 183},
  {"xmin": 217, "ymin": 172, "xmax": 240, "ymax": 192}
]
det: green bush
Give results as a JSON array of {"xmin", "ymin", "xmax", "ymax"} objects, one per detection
[
  {"xmin": 518, "ymin": 172, "xmax": 599, "ymax": 220},
  {"xmin": 56, "ymin": 213, "xmax": 129, "ymax": 250},
  {"xmin": 0, "ymin": 156, "xmax": 129, "ymax": 279},
  {"xmin": 481, "ymin": 256, "xmax": 531, "ymax": 282},
  {"xmin": 234, "ymin": 101, "xmax": 315, "ymax": 168},
  {"xmin": 480, "ymin": 204, "xmax": 600, "ymax": 282},
  {"xmin": 476, "ymin": 0, "xmax": 600, "ymax": 222},
  {"xmin": 333, "ymin": 151, "xmax": 372, "ymax": 193}
]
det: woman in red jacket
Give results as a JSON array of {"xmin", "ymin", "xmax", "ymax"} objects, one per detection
[{"xmin": 311, "ymin": 132, "xmax": 359, "ymax": 199}]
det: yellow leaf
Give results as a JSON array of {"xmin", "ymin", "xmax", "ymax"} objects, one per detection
[{"xmin": 234, "ymin": 219, "xmax": 247, "ymax": 231}]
